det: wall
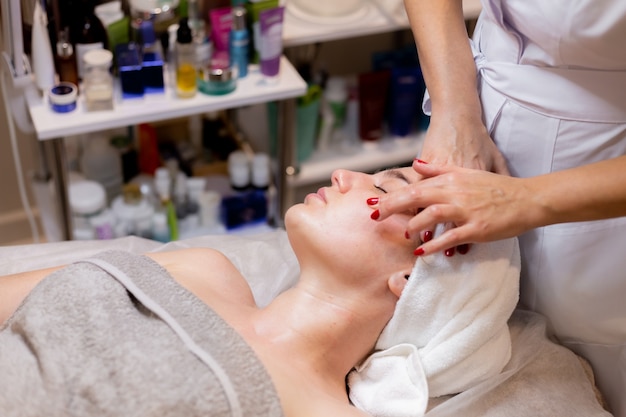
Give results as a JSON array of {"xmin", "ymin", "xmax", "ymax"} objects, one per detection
[{"xmin": 0, "ymin": 23, "xmax": 43, "ymax": 246}]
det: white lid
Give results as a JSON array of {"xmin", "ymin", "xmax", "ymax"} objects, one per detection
[
  {"xmin": 325, "ymin": 76, "xmax": 348, "ymax": 102},
  {"xmin": 251, "ymin": 153, "xmax": 270, "ymax": 188},
  {"xmin": 83, "ymin": 49, "xmax": 113, "ymax": 67},
  {"xmin": 69, "ymin": 180, "xmax": 107, "ymax": 214},
  {"xmin": 228, "ymin": 151, "xmax": 250, "ymax": 188}
]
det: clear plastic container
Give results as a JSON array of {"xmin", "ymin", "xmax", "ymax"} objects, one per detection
[
  {"xmin": 82, "ymin": 49, "xmax": 114, "ymax": 111},
  {"xmin": 80, "ymin": 134, "xmax": 123, "ymax": 204}
]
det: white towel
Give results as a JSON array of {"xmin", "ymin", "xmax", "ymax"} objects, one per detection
[{"xmin": 348, "ymin": 227, "xmax": 520, "ymax": 417}]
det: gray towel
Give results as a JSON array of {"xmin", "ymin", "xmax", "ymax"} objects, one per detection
[{"xmin": 0, "ymin": 250, "xmax": 284, "ymax": 417}]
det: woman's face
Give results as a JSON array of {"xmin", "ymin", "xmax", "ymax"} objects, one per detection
[{"xmin": 285, "ymin": 167, "xmax": 420, "ymax": 278}]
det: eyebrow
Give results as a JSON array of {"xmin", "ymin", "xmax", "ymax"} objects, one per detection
[{"xmin": 383, "ymin": 168, "xmax": 413, "ymax": 185}]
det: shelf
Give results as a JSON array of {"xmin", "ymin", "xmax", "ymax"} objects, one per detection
[
  {"xmin": 288, "ymin": 132, "xmax": 424, "ymax": 187},
  {"xmin": 283, "ymin": 0, "xmax": 482, "ymax": 47},
  {"xmin": 26, "ymin": 57, "xmax": 307, "ymax": 141}
]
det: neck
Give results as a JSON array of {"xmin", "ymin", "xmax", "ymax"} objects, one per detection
[{"xmin": 252, "ymin": 271, "xmax": 396, "ymax": 390}]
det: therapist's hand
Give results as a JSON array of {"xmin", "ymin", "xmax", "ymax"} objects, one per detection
[
  {"xmin": 420, "ymin": 113, "xmax": 510, "ymax": 175},
  {"xmin": 370, "ymin": 161, "xmax": 534, "ymax": 256}
]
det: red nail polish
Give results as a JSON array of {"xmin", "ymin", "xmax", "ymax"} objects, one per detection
[
  {"xmin": 414, "ymin": 159, "xmax": 428, "ymax": 164},
  {"xmin": 414, "ymin": 248, "xmax": 425, "ymax": 256},
  {"xmin": 367, "ymin": 197, "xmax": 379, "ymax": 205},
  {"xmin": 405, "ymin": 230, "xmax": 410, "ymax": 240},
  {"xmin": 370, "ymin": 209, "xmax": 380, "ymax": 220},
  {"xmin": 457, "ymin": 244, "xmax": 470, "ymax": 255},
  {"xmin": 423, "ymin": 230, "xmax": 433, "ymax": 242},
  {"xmin": 444, "ymin": 247, "xmax": 455, "ymax": 257}
]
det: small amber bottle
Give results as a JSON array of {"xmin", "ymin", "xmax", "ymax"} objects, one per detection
[{"xmin": 56, "ymin": 28, "xmax": 79, "ymax": 86}]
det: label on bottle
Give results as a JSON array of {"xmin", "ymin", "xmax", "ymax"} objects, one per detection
[{"xmin": 76, "ymin": 42, "xmax": 105, "ymax": 79}]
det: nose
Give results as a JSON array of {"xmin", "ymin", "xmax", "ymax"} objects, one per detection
[{"xmin": 332, "ymin": 169, "xmax": 363, "ymax": 193}]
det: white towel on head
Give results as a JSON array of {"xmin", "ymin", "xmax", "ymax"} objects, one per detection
[{"xmin": 348, "ymin": 228, "xmax": 520, "ymax": 417}]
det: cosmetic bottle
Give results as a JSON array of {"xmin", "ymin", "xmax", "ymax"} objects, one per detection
[
  {"xmin": 187, "ymin": 0, "xmax": 213, "ymax": 81},
  {"xmin": 139, "ymin": 20, "xmax": 165, "ymax": 93},
  {"xmin": 82, "ymin": 49, "xmax": 115, "ymax": 111},
  {"xmin": 229, "ymin": 6, "xmax": 249, "ymax": 78},
  {"xmin": 116, "ymin": 42, "xmax": 145, "ymax": 99},
  {"xmin": 258, "ymin": 6, "xmax": 285, "ymax": 84},
  {"xmin": 70, "ymin": 0, "xmax": 109, "ymax": 80},
  {"xmin": 32, "ymin": 0, "xmax": 56, "ymax": 94},
  {"xmin": 56, "ymin": 28, "xmax": 79, "ymax": 86},
  {"xmin": 175, "ymin": 18, "xmax": 198, "ymax": 98},
  {"xmin": 154, "ymin": 167, "xmax": 179, "ymax": 241}
]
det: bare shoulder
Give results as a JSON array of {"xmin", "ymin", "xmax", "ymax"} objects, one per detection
[{"xmin": 145, "ymin": 248, "xmax": 256, "ymax": 307}]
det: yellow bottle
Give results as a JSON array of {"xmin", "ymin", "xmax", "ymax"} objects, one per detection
[{"xmin": 175, "ymin": 18, "xmax": 197, "ymax": 98}]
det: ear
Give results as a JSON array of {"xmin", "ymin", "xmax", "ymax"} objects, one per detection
[{"xmin": 388, "ymin": 270, "xmax": 412, "ymax": 299}]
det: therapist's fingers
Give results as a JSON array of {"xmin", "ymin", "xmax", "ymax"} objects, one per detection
[{"xmin": 412, "ymin": 222, "xmax": 475, "ymax": 256}]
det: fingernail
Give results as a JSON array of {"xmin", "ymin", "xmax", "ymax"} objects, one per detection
[
  {"xmin": 367, "ymin": 197, "xmax": 379, "ymax": 205},
  {"xmin": 370, "ymin": 209, "xmax": 380, "ymax": 220},
  {"xmin": 423, "ymin": 230, "xmax": 433, "ymax": 242},
  {"xmin": 457, "ymin": 244, "xmax": 470, "ymax": 255},
  {"xmin": 414, "ymin": 248, "xmax": 425, "ymax": 256},
  {"xmin": 405, "ymin": 230, "xmax": 410, "ymax": 240},
  {"xmin": 444, "ymin": 247, "xmax": 455, "ymax": 257},
  {"xmin": 414, "ymin": 159, "xmax": 428, "ymax": 164}
]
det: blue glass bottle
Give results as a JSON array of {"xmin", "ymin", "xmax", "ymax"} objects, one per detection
[{"xmin": 139, "ymin": 20, "xmax": 165, "ymax": 93}]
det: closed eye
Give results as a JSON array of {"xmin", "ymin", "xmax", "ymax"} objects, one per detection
[{"xmin": 374, "ymin": 185, "xmax": 387, "ymax": 194}]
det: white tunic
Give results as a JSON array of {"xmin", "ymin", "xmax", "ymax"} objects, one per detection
[{"xmin": 473, "ymin": 0, "xmax": 626, "ymax": 415}]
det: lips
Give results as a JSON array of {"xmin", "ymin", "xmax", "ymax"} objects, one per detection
[{"xmin": 316, "ymin": 187, "xmax": 327, "ymax": 202}]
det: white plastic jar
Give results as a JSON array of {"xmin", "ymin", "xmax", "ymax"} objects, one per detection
[{"xmin": 69, "ymin": 180, "xmax": 116, "ymax": 240}]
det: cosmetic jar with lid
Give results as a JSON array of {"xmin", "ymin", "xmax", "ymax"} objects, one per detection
[
  {"xmin": 48, "ymin": 82, "xmax": 78, "ymax": 113},
  {"xmin": 199, "ymin": 66, "xmax": 236, "ymax": 95},
  {"xmin": 83, "ymin": 49, "xmax": 114, "ymax": 111}
]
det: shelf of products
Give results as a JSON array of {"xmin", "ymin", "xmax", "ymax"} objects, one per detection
[{"xmin": 26, "ymin": 57, "xmax": 307, "ymax": 140}]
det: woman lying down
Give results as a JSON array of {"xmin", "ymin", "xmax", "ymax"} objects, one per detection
[{"xmin": 0, "ymin": 168, "xmax": 593, "ymax": 416}]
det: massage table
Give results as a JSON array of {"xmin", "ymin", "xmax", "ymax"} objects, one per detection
[{"xmin": 0, "ymin": 230, "xmax": 613, "ymax": 416}]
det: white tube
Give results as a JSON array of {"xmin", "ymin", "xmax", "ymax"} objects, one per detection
[{"xmin": 32, "ymin": 0, "xmax": 56, "ymax": 93}]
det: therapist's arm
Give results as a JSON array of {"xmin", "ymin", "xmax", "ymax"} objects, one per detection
[{"xmin": 404, "ymin": 0, "xmax": 508, "ymax": 174}]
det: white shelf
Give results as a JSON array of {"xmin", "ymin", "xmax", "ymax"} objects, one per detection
[
  {"xmin": 27, "ymin": 57, "xmax": 307, "ymax": 141},
  {"xmin": 289, "ymin": 132, "xmax": 424, "ymax": 187},
  {"xmin": 283, "ymin": 0, "xmax": 482, "ymax": 47}
]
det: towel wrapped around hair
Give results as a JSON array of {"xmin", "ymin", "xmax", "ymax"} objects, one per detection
[{"xmin": 348, "ymin": 229, "xmax": 520, "ymax": 417}]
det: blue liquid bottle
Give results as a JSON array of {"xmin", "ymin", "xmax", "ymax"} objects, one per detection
[{"xmin": 229, "ymin": 6, "xmax": 249, "ymax": 78}]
